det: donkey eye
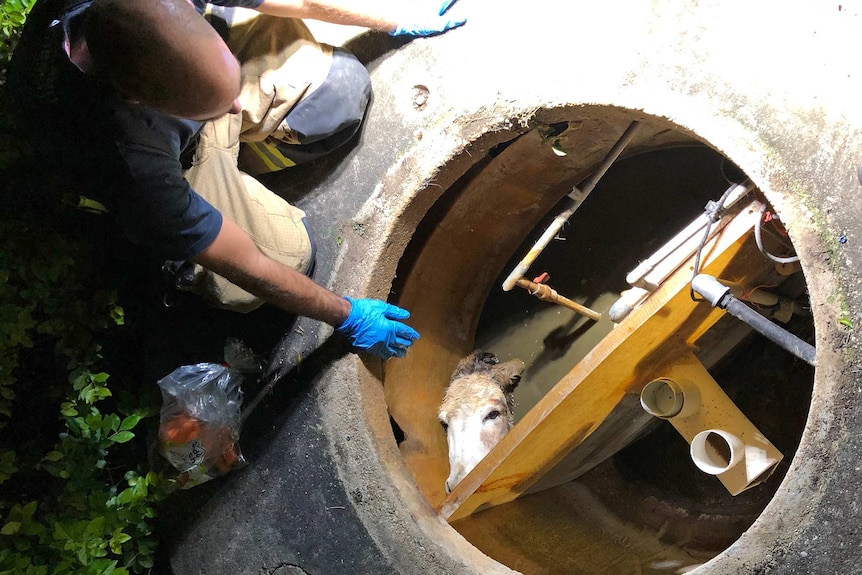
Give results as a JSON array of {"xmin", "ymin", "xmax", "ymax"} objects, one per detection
[
  {"xmin": 440, "ymin": 420, "xmax": 449, "ymax": 431},
  {"xmin": 484, "ymin": 410, "xmax": 500, "ymax": 421}
]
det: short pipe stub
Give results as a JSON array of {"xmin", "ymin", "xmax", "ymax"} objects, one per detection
[
  {"xmin": 690, "ymin": 429, "xmax": 745, "ymax": 475},
  {"xmin": 640, "ymin": 378, "xmax": 686, "ymax": 419}
]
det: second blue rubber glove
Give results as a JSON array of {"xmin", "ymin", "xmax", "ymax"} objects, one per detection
[
  {"xmin": 336, "ymin": 297, "xmax": 421, "ymax": 359},
  {"xmin": 391, "ymin": 0, "xmax": 467, "ymax": 37}
]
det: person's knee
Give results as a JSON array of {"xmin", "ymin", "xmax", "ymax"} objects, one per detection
[
  {"xmin": 286, "ymin": 47, "xmax": 372, "ymax": 147},
  {"xmin": 242, "ymin": 47, "xmax": 372, "ymax": 173}
]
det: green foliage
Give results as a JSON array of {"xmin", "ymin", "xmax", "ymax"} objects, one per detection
[
  {"xmin": 0, "ymin": 3, "xmax": 168, "ymax": 561},
  {"xmin": 0, "ymin": 216, "xmax": 168, "ymax": 574},
  {"xmin": 0, "ymin": 0, "xmax": 35, "ymax": 82},
  {"xmin": 0, "ymin": 219, "xmax": 125, "ymax": 429},
  {"xmin": 0, "ymin": 7, "xmax": 169, "ymax": 574}
]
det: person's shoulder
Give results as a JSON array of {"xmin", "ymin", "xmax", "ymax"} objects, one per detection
[{"xmin": 110, "ymin": 103, "xmax": 201, "ymax": 158}]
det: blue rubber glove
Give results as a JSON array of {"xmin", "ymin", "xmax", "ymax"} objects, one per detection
[
  {"xmin": 391, "ymin": 0, "xmax": 467, "ymax": 37},
  {"xmin": 336, "ymin": 297, "xmax": 421, "ymax": 359}
]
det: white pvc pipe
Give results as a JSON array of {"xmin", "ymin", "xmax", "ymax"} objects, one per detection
[
  {"xmin": 608, "ymin": 286, "xmax": 651, "ymax": 323},
  {"xmin": 502, "ymin": 204, "xmax": 579, "ymax": 291},
  {"xmin": 625, "ymin": 182, "xmax": 754, "ymax": 290},
  {"xmin": 638, "ymin": 364, "xmax": 783, "ymax": 496},
  {"xmin": 640, "ymin": 378, "xmax": 700, "ymax": 419},
  {"xmin": 608, "ymin": 185, "xmax": 758, "ymax": 323},
  {"xmin": 690, "ymin": 429, "xmax": 745, "ymax": 475}
]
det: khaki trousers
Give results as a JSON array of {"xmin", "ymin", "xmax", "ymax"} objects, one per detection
[{"xmin": 185, "ymin": 9, "xmax": 333, "ymax": 312}]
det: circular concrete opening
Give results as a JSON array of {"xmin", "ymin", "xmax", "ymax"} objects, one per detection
[
  {"xmin": 165, "ymin": 7, "xmax": 858, "ymax": 573},
  {"xmin": 384, "ymin": 107, "xmax": 815, "ymax": 574}
]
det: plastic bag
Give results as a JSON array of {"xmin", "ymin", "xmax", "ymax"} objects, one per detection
[{"xmin": 157, "ymin": 339, "xmax": 261, "ymax": 488}]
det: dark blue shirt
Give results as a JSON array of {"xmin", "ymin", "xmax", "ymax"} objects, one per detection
[{"xmin": 108, "ymin": 102, "xmax": 221, "ymax": 260}]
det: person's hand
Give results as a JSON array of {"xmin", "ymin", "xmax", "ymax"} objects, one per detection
[
  {"xmin": 336, "ymin": 297, "xmax": 420, "ymax": 359},
  {"xmin": 391, "ymin": 0, "xmax": 467, "ymax": 37}
]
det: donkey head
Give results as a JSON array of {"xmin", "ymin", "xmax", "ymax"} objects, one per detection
[{"xmin": 438, "ymin": 350, "xmax": 525, "ymax": 493}]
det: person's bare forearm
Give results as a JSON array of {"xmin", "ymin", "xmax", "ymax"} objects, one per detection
[
  {"xmin": 193, "ymin": 217, "xmax": 351, "ymax": 326},
  {"xmin": 255, "ymin": 0, "xmax": 398, "ymax": 32},
  {"xmin": 217, "ymin": 252, "xmax": 351, "ymax": 326},
  {"xmin": 194, "ymin": 218, "xmax": 421, "ymax": 359}
]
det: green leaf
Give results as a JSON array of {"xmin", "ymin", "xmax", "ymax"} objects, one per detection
[
  {"xmin": 90, "ymin": 559, "xmax": 119, "ymax": 575},
  {"xmin": 85, "ymin": 413, "xmax": 104, "ymax": 429},
  {"xmin": 54, "ymin": 521, "xmax": 71, "ymax": 541},
  {"xmin": 109, "ymin": 530, "xmax": 131, "ymax": 554},
  {"xmin": 85, "ymin": 515, "xmax": 105, "ymax": 536},
  {"xmin": 81, "ymin": 384, "xmax": 112, "ymax": 404},
  {"xmin": 69, "ymin": 369, "xmax": 91, "ymax": 391},
  {"xmin": 117, "ymin": 488, "xmax": 134, "ymax": 505},
  {"xmin": 110, "ymin": 306, "xmax": 125, "ymax": 326},
  {"xmin": 106, "ymin": 413, "xmax": 121, "ymax": 432},
  {"xmin": 108, "ymin": 431, "xmax": 134, "ymax": 444},
  {"xmin": 21, "ymin": 501, "xmax": 37, "ymax": 520},
  {"xmin": 42, "ymin": 451, "xmax": 64, "ymax": 462},
  {"xmin": 119, "ymin": 414, "xmax": 141, "ymax": 431},
  {"xmin": 0, "ymin": 522, "xmax": 20, "ymax": 535}
]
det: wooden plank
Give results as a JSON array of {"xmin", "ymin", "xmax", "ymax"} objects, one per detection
[
  {"xmin": 440, "ymin": 199, "xmax": 766, "ymax": 521},
  {"xmin": 527, "ymin": 313, "xmax": 761, "ymax": 495}
]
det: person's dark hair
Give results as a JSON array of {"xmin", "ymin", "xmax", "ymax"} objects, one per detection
[{"xmin": 85, "ymin": 0, "xmax": 240, "ymax": 119}]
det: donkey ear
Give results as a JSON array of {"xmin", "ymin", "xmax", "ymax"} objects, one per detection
[
  {"xmin": 503, "ymin": 373, "xmax": 521, "ymax": 393},
  {"xmin": 477, "ymin": 351, "xmax": 499, "ymax": 366},
  {"xmin": 495, "ymin": 358, "xmax": 525, "ymax": 393}
]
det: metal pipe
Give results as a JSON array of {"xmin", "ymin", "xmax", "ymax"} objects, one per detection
[
  {"xmin": 515, "ymin": 278, "xmax": 602, "ymax": 321},
  {"xmin": 502, "ymin": 121, "xmax": 641, "ymax": 291},
  {"xmin": 567, "ymin": 120, "xmax": 643, "ymax": 201},
  {"xmin": 691, "ymin": 274, "xmax": 815, "ymax": 366}
]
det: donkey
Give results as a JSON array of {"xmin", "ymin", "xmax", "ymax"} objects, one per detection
[{"xmin": 438, "ymin": 350, "xmax": 525, "ymax": 493}]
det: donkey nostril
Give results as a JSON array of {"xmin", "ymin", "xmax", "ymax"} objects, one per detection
[{"xmin": 445, "ymin": 481, "xmax": 452, "ymax": 494}]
